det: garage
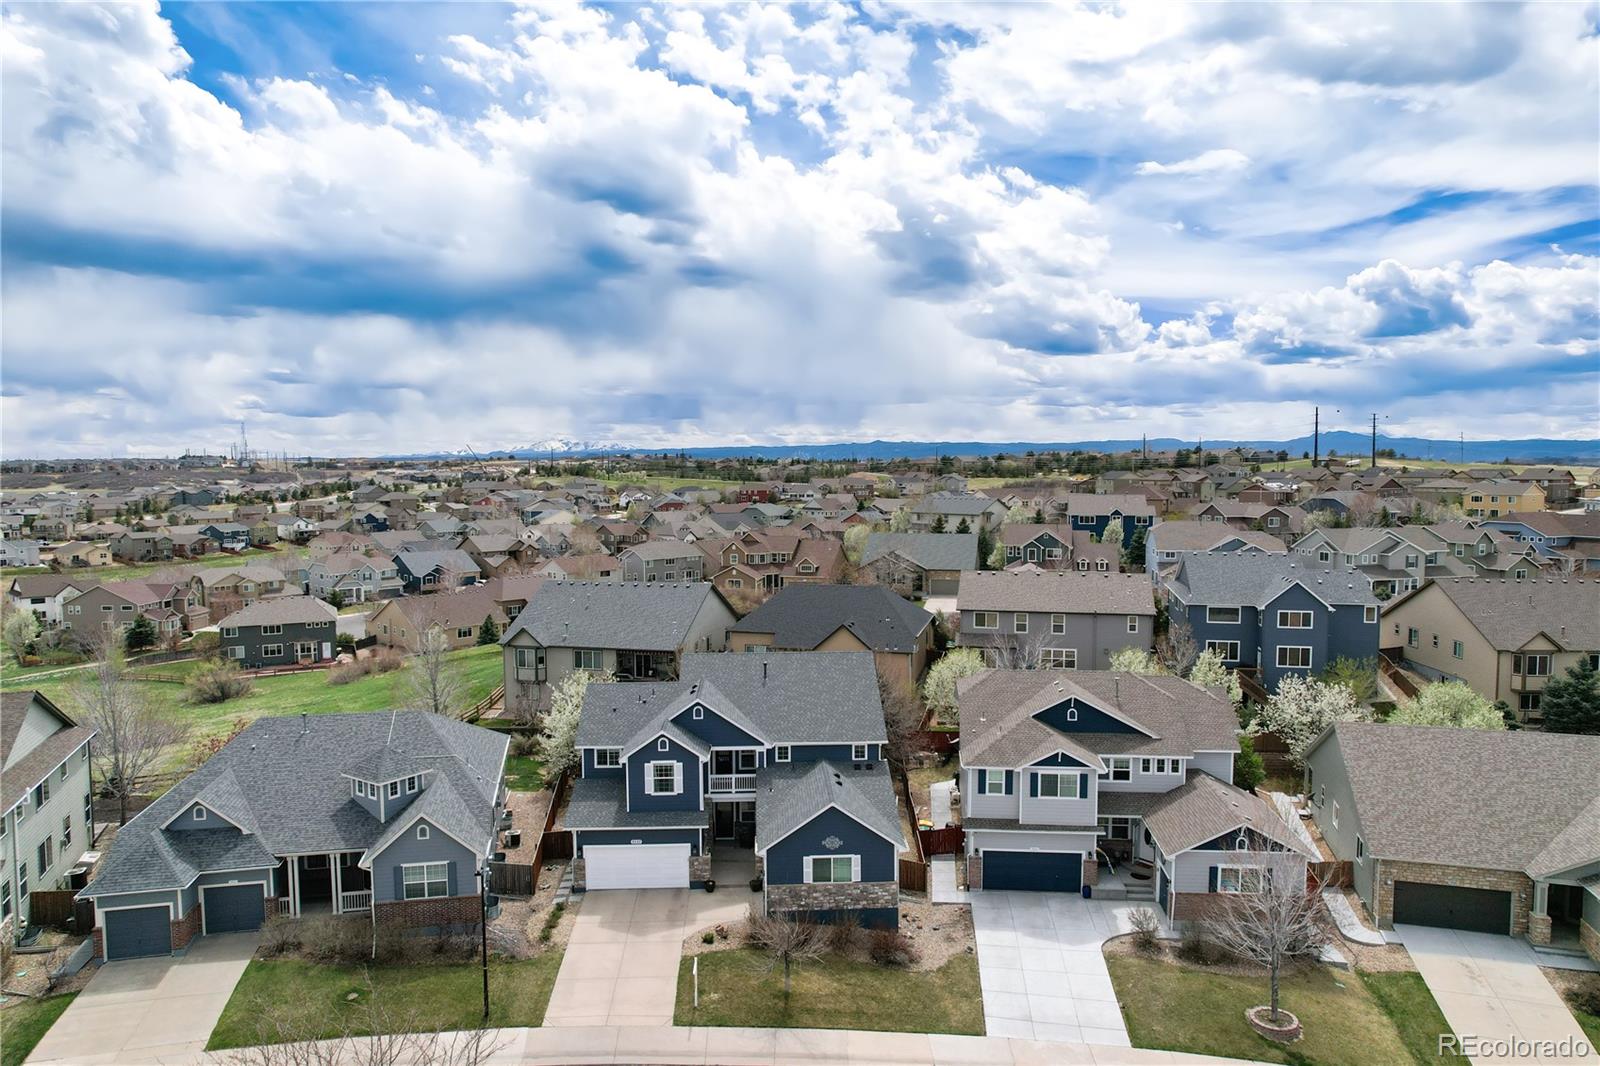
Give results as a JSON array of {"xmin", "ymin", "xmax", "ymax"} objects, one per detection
[
  {"xmin": 982, "ymin": 850, "xmax": 1083, "ymax": 892},
  {"xmin": 1393, "ymin": 881, "xmax": 1511, "ymax": 935},
  {"xmin": 102, "ymin": 905, "xmax": 172, "ymax": 961},
  {"xmin": 584, "ymin": 843, "xmax": 691, "ymax": 890},
  {"xmin": 203, "ymin": 884, "xmax": 266, "ymax": 934}
]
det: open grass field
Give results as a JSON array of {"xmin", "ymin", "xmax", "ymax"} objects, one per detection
[
  {"xmin": 0, "ymin": 645, "xmax": 503, "ymax": 773},
  {"xmin": 206, "ymin": 955, "xmax": 561, "ymax": 1049},
  {"xmin": 675, "ymin": 950, "xmax": 984, "ymax": 1036},
  {"xmin": 0, "ymin": 993, "xmax": 77, "ymax": 1066},
  {"xmin": 2, "ymin": 547, "xmax": 297, "ymax": 585},
  {"xmin": 1106, "ymin": 955, "xmax": 1433, "ymax": 1066}
]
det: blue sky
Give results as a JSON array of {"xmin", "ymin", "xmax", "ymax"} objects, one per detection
[{"xmin": 2, "ymin": 1, "xmax": 1597, "ymax": 457}]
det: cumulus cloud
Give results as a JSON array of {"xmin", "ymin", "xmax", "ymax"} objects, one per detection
[{"xmin": 0, "ymin": 1, "xmax": 1596, "ymax": 457}]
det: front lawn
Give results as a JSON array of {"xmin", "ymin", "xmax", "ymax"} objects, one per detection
[
  {"xmin": 206, "ymin": 955, "xmax": 561, "ymax": 1050},
  {"xmin": 1358, "ymin": 971, "xmax": 1463, "ymax": 1062},
  {"xmin": 1, "ymin": 993, "xmax": 77, "ymax": 1066},
  {"xmin": 675, "ymin": 950, "xmax": 984, "ymax": 1035},
  {"xmin": 503, "ymin": 754, "xmax": 544, "ymax": 792},
  {"xmin": 1106, "ymin": 955, "xmax": 1416, "ymax": 1066}
]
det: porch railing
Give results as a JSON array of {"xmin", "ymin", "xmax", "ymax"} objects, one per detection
[
  {"xmin": 274, "ymin": 897, "xmax": 292, "ymax": 916},
  {"xmin": 339, "ymin": 890, "xmax": 373, "ymax": 913},
  {"xmin": 708, "ymin": 774, "xmax": 757, "ymax": 793}
]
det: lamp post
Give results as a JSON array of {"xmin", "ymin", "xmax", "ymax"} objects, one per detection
[{"xmin": 478, "ymin": 860, "xmax": 490, "ymax": 1021}]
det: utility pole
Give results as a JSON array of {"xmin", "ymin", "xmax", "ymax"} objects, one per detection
[
  {"xmin": 1312, "ymin": 407, "xmax": 1319, "ymax": 468},
  {"xmin": 1370, "ymin": 412, "xmax": 1379, "ymax": 470}
]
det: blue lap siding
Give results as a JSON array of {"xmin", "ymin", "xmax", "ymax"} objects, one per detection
[
  {"xmin": 764, "ymin": 808, "xmax": 896, "ymax": 886},
  {"xmin": 626, "ymin": 735, "xmax": 703, "ymax": 812}
]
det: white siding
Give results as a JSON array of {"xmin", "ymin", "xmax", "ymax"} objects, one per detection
[
  {"xmin": 963, "ymin": 768, "xmax": 1019, "ymax": 820},
  {"xmin": 969, "ymin": 829, "xmax": 1096, "ymax": 855},
  {"xmin": 1017, "ymin": 769, "xmax": 1097, "ymax": 826},
  {"xmin": 1190, "ymin": 751, "xmax": 1235, "ymax": 781}
]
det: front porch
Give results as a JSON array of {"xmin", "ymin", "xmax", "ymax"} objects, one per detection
[{"xmin": 272, "ymin": 852, "xmax": 374, "ymax": 917}]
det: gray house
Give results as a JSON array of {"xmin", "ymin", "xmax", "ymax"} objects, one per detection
[
  {"xmin": 499, "ymin": 581, "xmax": 735, "ymax": 718},
  {"xmin": 956, "ymin": 570, "xmax": 1155, "ymax": 670},
  {"xmin": 1304, "ymin": 723, "xmax": 1599, "ymax": 961},
  {"xmin": 618, "ymin": 540, "xmax": 706, "ymax": 583},
  {"xmin": 958, "ymin": 670, "xmax": 1312, "ymax": 919},
  {"xmin": 566, "ymin": 652, "xmax": 904, "ymax": 927},
  {"xmin": 395, "ymin": 549, "xmax": 481, "ymax": 592},
  {"xmin": 78, "ymin": 711, "xmax": 508, "ymax": 960},
  {"xmin": 1162, "ymin": 553, "xmax": 1380, "ymax": 691},
  {"xmin": 2, "ymin": 692, "xmax": 95, "ymax": 936},
  {"xmin": 218, "ymin": 596, "xmax": 339, "ymax": 669},
  {"xmin": 859, "ymin": 533, "xmax": 979, "ymax": 596}
]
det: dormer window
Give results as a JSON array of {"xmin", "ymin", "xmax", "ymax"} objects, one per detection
[
  {"xmin": 852, "ymin": 744, "xmax": 868, "ymax": 761},
  {"xmin": 406, "ymin": 776, "xmax": 419, "ymax": 794},
  {"xmin": 388, "ymin": 781, "xmax": 400, "ymax": 799}
]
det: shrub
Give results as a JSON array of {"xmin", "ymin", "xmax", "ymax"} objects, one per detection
[
  {"xmin": 1177, "ymin": 924, "xmax": 1229, "ymax": 966},
  {"xmin": 702, "ymin": 931, "xmax": 715, "ymax": 944},
  {"xmin": 258, "ymin": 915, "xmax": 302, "ymax": 957},
  {"xmin": 186, "ymin": 660, "xmax": 254, "ymax": 704},
  {"xmin": 867, "ymin": 928, "xmax": 920, "ymax": 968},
  {"xmin": 1128, "ymin": 908, "xmax": 1162, "ymax": 955},
  {"xmin": 369, "ymin": 648, "xmax": 406, "ymax": 673},
  {"xmin": 510, "ymin": 733, "xmax": 538, "ymax": 758},
  {"xmin": 327, "ymin": 662, "xmax": 368, "ymax": 686},
  {"xmin": 824, "ymin": 917, "xmax": 864, "ymax": 954},
  {"xmin": 300, "ymin": 915, "xmax": 373, "ymax": 963},
  {"xmin": 1570, "ymin": 976, "xmax": 1600, "ymax": 1016}
]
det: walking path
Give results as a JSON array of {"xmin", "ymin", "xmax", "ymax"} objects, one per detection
[{"xmin": 1320, "ymin": 886, "xmax": 1385, "ymax": 946}]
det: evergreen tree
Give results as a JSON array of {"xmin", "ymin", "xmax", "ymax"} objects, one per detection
[
  {"xmin": 1123, "ymin": 527, "xmax": 1146, "ymax": 571},
  {"xmin": 1541, "ymin": 658, "xmax": 1600, "ymax": 735},
  {"xmin": 976, "ymin": 526, "xmax": 996, "ymax": 570},
  {"xmin": 930, "ymin": 514, "xmax": 947, "ymax": 533},
  {"xmin": 124, "ymin": 614, "xmax": 158, "ymax": 652},
  {"xmin": 955, "ymin": 517, "xmax": 971, "ymax": 534},
  {"xmin": 477, "ymin": 614, "xmax": 500, "ymax": 645},
  {"xmin": 1233, "ymin": 734, "xmax": 1266, "ymax": 791}
]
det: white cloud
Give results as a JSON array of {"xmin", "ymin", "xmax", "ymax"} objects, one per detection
[{"xmin": 1135, "ymin": 149, "xmax": 1251, "ymax": 177}]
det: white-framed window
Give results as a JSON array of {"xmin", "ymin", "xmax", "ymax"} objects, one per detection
[
  {"xmin": 1097, "ymin": 559, "xmax": 1110, "ymax": 571},
  {"xmin": 1013, "ymin": 614, "xmax": 1028, "ymax": 634},
  {"xmin": 1217, "ymin": 865, "xmax": 1265, "ymax": 894},
  {"xmin": 657, "ymin": 737, "xmax": 670, "ymax": 752},
  {"xmin": 982, "ymin": 771, "xmax": 1006, "ymax": 795},
  {"xmin": 806, "ymin": 855, "xmax": 859, "ymax": 884},
  {"xmin": 1126, "ymin": 615, "xmax": 1139, "ymax": 633},
  {"xmin": 1207, "ymin": 606, "xmax": 1241, "ymax": 624},
  {"xmin": 1452, "ymin": 640, "xmax": 1464, "ymax": 659},
  {"xmin": 1205, "ymin": 639, "xmax": 1241, "ymax": 663},
  {"xmin": 261, "ymin": 644, "xmax": 284, "ymax": 658},
  {"xmin": 575, "ymin": 648, "xmax": 604, "ymax": 671},
  {"xmin": 1364, "ymin": 606, "xmax": 1378, "ymax": 624},
  {"xmin": 1041, "ymin": 648, "xmax": 1076, "ymax": 670},
  {"xmin": 221, "ymin": 626, "xmax": 239, "ymax": 638},
  {"xmin": 1140, "ymin": 757, "xmax": 1182, "ymax": 775},
  {"xmin": 1102, "ymin": 756, "xmax": 1132, "ymax": 782},
  {"xmin": 1035, "ymin": 770, "xmax": 1081, "ymax": 798},
  {"xmin": 261, "ymin": 624, "xmax": 283, "ymax": 636},
  {"xmin": 646, "ymin": 761, "xmax": 681, "ymax": 796},
  {"xmin": 594, "ymin": 748, "xmax": 621, "ymax": 768},
  {"xmin": 1355, "ymin": 835, "xmax": 1365, "ymax": 864},
  {"xmin": 1407, "ymin": 627, "xmax": 1419, "ymax": 648},
  {"xmin": 1331, "ymin": 800, "xmax": 1340, "ymax": 828},
  {"xmin": 1277, "ymin": 611, "xmax": 1313, "ymax": 629},
  {"xmin": 192, "ymin": 806, "xmax": 207, "ymax": 821},
  {"xmin": 1097, "ymin": 816, "xmax": 1133, "ymax": 840},
  {"xmin": 1277, "ymin": 646, "xmax": 1312, "ymax": 669},
  {"xmin": 388, "ymin": 781, "xmax": 400, "ymax": 799},
  {"xmin": 774, "ymin": 745, "xmax": 790, "ymax": 763},
  {"xmin": 972, "ymin": 611, "xmax": 998, "ymax": 630},
  {"xmin": 1050, "ymin": 613, "xmax": 1066, "ymax": 635},
  {"xmin": 1318, "ymin": 549, "xmax": 1331, "ymax": 562},
  {"xmin": 402, "ymin": 862, "xmax": 449, "ymax": 900},
  {"xmin": 417, "ymin": 824, "xmax": 430, "ymax": 840},
  {"xmin": 1077, "ymin": 559, "xmax": 1089, "ymax": 571},
  {"xmin": 1514, "ymin": 653, "xmax": 1551, "ymax": 676},
  {"xmin": 406, "ymin": 775, "xmax": 419, "ymax": 793},
  {"xmin": 851, "ymin": 744, "xmax": 869, "ymax": 761}
]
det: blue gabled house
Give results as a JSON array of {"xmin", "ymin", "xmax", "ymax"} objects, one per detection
[
  {"xmin": 1059, "ymin": 494, "xmax": 1157, "ymax": 549},
  {"xmin": 564, "ymin": 652, "xmax": 905, "ymax": 927},
  {"xmin": 1162, "ymin": 552, "xmax": 1380, "ymax": 691}
]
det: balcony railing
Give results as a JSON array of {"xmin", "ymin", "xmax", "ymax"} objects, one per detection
[
  {"xmin": 339, "ymin": 890, "xmax": 373, "ymax": 913},
  {"xmin": 708, "ymin": 774, "xmax": 757, "ymax": 793}
]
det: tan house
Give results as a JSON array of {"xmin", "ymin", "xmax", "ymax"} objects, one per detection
[
  {"xmin": 701, "ymin": 530, "xmax": 844, "ymax": 602},
  {"xmin": 366, "ymin": 586, "xmax": 508, "ymax": 653},
  {"xmin": 50, "ymin": 541, "xmax": 112, "ymax": 568},
  {"xmin": 1462, "ymin": 479, "xmax": 1545, "ymax": 518},
  {"xmin": 726, "ymin": 583, "xmax": 936, "ymax": 687},
  {"xmin": 1380, "ymin": 577, "xmax": 1599, "ymax": 725}
]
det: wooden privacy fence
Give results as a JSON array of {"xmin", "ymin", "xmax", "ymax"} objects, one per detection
[
  {"xmin": 1378, "ymin": 656, "xmax": 1421, "ymax": 700},
  {"xmin": 26, "ymin": 890, "xmax": 93, "ymax": 932},
  {"xmin": 489, "ymin": 861, "xmax": 535, "ymax": 897},
  {"xmin": 1309, "ymin": 860, "xmax": 1350, "ymax": 891},
  {"xmin": 918, "ymin": 826, "xmax": 965, "ymax": 857},
  {"xmin": 898, "ymin": 858, "xmax": 929, "ymax": 893}
]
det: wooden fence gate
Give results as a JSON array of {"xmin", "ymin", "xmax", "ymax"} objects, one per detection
[{"xmin": 489, "ymin": 861, "xmax": 535, "ymax": 898}]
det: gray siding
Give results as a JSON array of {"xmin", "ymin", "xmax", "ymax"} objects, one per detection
[
  {"xmin": 958, "ymin": 610, "xmax": 1152, "ymax": 670},
  {"xmin": 220, "ymin": 619, "xmax": 336, "ymax": 669},
  {"xmin": 4, "ymin": 741, "xmax": 92, "ymax": 927},
  {"xmin": 576, "ymin": 827, "xmax": 703, "ymax": 855},
  {"xmin": 1190, "ymin": 751, "xmax": 1235, "ymax": 782},
  {"xmin": 1303, "ymin": 732, "xmax": 1374, "ymax": 906},
  {"xmin": 370, "ymin": 817, "xmax": 481, "ymax": 903}
]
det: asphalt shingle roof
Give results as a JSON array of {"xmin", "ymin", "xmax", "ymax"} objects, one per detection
[
  {"xmin": 729, "ymin": 584, "xmax": 933, "ymax": 653},
  {"xmin": 500, "ymin": 580, "xmax": 724, "ymax": 651},
  {"xmin": 217, "ymin": 595, "xmax": 337, "ymax": 629},
  {"xmin": 81, "ymin": 712, "xmax": 508, "ymax": 898},
  {"xmin": 1142, "ymin": 772, "xmax": 1315, "ymax": 858},
  {"xmin": 1394, "ymin": 577, "xmax": 1599, "ymax": 651},
  {"xmin": 956, "ymin": 570, "xmax": 1155, "ymax": 616},
  {"xmin": 754, "ymin": 761, "xmax": 904, "ymax": 853},
  {"xmin": 1, "ymin": 691, "xmax": 94, "ymax": 813},
  {"xmin": 1148, "ymin": 521, "xmax": 1287, "ymax": 554},
  {"xmin": 1166, "ymin": 552, "xmax": 1378, "ymax": 608},
  {"xmin": 1320, "ymin": 722, "xmax": 1600, "ymax": 876},
  {"xmin": 562, "ymin": 775, "xmax": 710, "ymax": 830},
  {"xmin": 861, "ymin": 533, "xmax": 979, "ymax": 572}
]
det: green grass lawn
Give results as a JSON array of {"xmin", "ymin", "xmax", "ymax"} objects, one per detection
[
  {"xmin": 206, "ymin": 955, "xmax": 562, "ymax": 1050},
  {"xmin": 1567, "ymin": 1000, "xmax": 1600, "ymax": 1054},
  {"xmin": 675, "ymin": 950, "xmax": 984, "ymax": 1036},
  {"xmin": 1, "ymin": 645, "xmax": 504, "ymax": 773},
  {"xmin": 1, "ymin": 993, "xmax": 77, "ymax": 1066},
  {"xmin": 5, "ymin": 548, "xmax": 293, "ymax": 585},
  {"xmin": 1106, "ymin": 955, "xmax": 1419, "ymax": 1066},
  {"xmin": 1357, "ymin": 971, "xmax": 1463, "ymax": 1063},
  {"xmin": 503, "ymin": 754, "xmax": 544, "ymax": 791}
]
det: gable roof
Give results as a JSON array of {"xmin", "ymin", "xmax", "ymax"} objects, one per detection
[
  {"xmin": 500, "ymin": 580, "xmax": 727, "ymax": 651},
  {"xmin": 1317, "ymin": 722, "xmax": 1600, "ymax": 876},
  {"xmin": 956, "ymin": 570, "xmax": 1155, "ymax": 616},
  {"xmin": 860, "ymin": 532, "xmax": 979, "ymax": 571},
  {"xmin": 1142, "ymin": 772, "xmax": 1316, "ymax": 858},
  {"xmin": 217, "ymin": 595, "xmax": 337, "ymax": 629},
  {"xmin": 754, "ymin": 761, "xmax": 904, "ymax": 854},
  {"xmin": 1387, "ymin": 576, "xmax": 1599, "ymax": 651},
  {"xmin": 1, "ymin": 691, "xmax": 94, "ymax": 812},
  {"xmin": 1166, "ymin": 552, "xmax": 1378, "ymax": 609},
  {"xmin": 378, "ymin": 586, "xmax": 505, "ymax": 632},
  {"xmin": 958, "ymin": 669, "xmax": 1239, "ymax": 767},
  {"xmin": 729, "ymin": 584, "xmax": 932, "ymax": 653},
  {"xmin": 1148, "ymin": 521, "xmax": 1287, "ymax": 554}
]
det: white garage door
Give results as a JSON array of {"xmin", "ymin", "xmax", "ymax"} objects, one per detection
[{"xmin": 584, "ymin": 844, "xmax": 691, "ymax": 890}]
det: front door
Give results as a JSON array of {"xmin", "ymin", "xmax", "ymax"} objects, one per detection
[{"xmin": 714, "ymin": 804, "xmax": 736, "ymax": 840}]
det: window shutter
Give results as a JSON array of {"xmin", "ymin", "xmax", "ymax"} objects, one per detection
[
  {"xmin": 977, "ymin": 769, "xmax": 988, "ymax": 794},
  {"xmin": 851, "ymin": 855, "xmax": 861, "ymax": 883},
  {"xmin": 1078, "ymin": 774, "xmax": 1089, "ymax": 799},
  {"xmin": 1208, "ymin": 866, "xmax": 1218, "ymax": 892},
  {"xmin": 1029, "ymin": 773, "xmax": 1039, "ymax": 798},
  {"xmin": 1004, "ymin": 771, "xmax": 1014, "ymax": 795},
  {"xmin": 803, "ymin": 859, "xmax": 813, "ymax": 885},
  {"xmin": 394, "ymin": 866, "xmax": 404, "ymax": 901},
  {"xmin": 446, "ymin": 862, "xmax": 458, "ymax": 897}
]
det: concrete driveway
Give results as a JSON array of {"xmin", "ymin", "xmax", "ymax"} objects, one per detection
[
  {"xmin": 27, "ymin": 932, "xmax": 259, "ymax": 1065},
  {"xmin": 544, "ymin": 888, "xmax": 749, "ymax": 1028},
  {"xmin": 1395, "ymin": 924, "xmax": 1595, "ymax": 1064},
  {"xmin": 971, "ymin": 890, "xmax": 1150, "ymax": 1046}
]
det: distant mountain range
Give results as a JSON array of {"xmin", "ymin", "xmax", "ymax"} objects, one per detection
[{"xmin": 386, "ymin": 431, "xmax": 1600, "ymax": 464}]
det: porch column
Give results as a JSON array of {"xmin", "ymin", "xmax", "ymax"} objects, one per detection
[
  {"xmin": 331, "ymin": 853, "xmax": 342, "ymax": 914},
  {"xmin": 1529, "ymin": 881, "xmax": 1552, "ymax": 945},
  {"xmin": 289, "ymin": 857, "xmax": 301, "ymax": 917}
]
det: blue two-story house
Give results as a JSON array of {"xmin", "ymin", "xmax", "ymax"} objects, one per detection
[
  {"xmin": 959, "ymin": 669, "xmax": 1314, "ymax": 921},
  {"xmin": 1481, "ymin": 512, "xmax": 1600, "ymax": 572},
  {"xmin": 1162, "ymin": 553, "xmax": 1380, "ymax": 691},
  {"xmin": 565, "ymin": 652, "xmax": 905, "ymax": 928},
  {"xmin": 1060, "ymin": 495, "xmax": 1157, "ymax": 550}
]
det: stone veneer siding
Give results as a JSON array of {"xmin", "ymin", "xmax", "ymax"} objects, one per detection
[
  {"xmin": 572, "ymin": 858, "xmax": 585, "ymax": 892},
  {"xmin": 1373, "ymin": 860, "xmax": 1531, "ymax": 934},
  {"xmin": 965, "ymin": 855, "xmax": 982, "ymax": 891},
  {"xmin": 1581, "ymin": 917, "xmax": 1599, "ymax": 964},
  {"xmin": 1083, "ymin": 857, "xmax": 1098, "ymax": 887},
  {"xmin": 690, "ymin": 855, "xmax": 712, "ymax": 885},
  {"xmin": 374, "ymin": 894, "xmax": 482, "ymax": 930},
  {"xmin": 766, "ymin": 881, "xmax": 897, "ymax": 915},
  {"xmin": 1528, "ymin": 911, "xmax": 1552, "ymax": 946}
]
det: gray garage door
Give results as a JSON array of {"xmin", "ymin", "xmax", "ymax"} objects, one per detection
[
  {"xmin": 204, "ymin": 884, "xmax": 265, "ymax": 934},
  {"xmin": 983, "ymin": 850, "xmax": 1082, "ymax": 892},
  {"xmin": 103, "ymin": 906, "xmax": 171, "ymax": 961},
  {"xmin": 1393, "ymin": 881, "xmax": 1511, "ymax": 935}
]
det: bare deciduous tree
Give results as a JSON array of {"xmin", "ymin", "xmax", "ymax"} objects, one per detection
[
  {"xmin": 747, "ymin": 910, "xmax": 830, "ymax": 996},
  {"xmin": 877, "ymin": 671, "xmax": 927, "ymax": 773},
  {"xmin": 406, "ymin": 625, "xmax": 465, "ymax": 716},
  {"xmin": 1156, "ymin": 614, "xmax": 1198, "ymax": 676},
  {"xmin": 71, "ymin": 631, "xmax": 190, "ymax": 825},
  {"xmin": 1203, "ymin": 854, "xmax": 1328, "ymax": 1027}
]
